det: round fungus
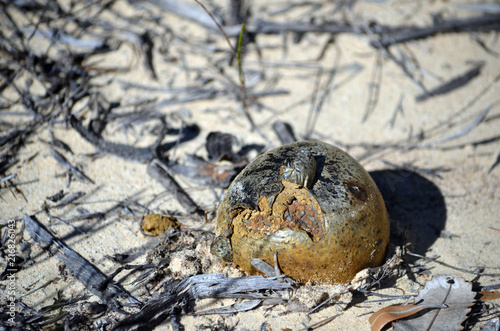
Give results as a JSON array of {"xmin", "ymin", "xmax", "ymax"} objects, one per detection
[{"xmin": 211, "ymin": 140, "xmax": 390, "ymax": 284}]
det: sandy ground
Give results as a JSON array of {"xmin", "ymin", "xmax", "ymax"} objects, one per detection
[{"xmin": 1, "ymin": 0, "xmax": 500, "ymax": 330}]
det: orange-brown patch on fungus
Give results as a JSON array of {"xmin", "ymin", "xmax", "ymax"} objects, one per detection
[{"xmin": 232, "ymin": 179, "xmax": 325, "ymax": 241}]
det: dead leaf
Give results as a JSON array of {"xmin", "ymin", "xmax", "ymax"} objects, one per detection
[
  {"xmin": 141, "ymin": 214, "xmax": 180, "ymax": 236},
  {"xmin": 479, "ymin": 291, "xmax": 500, "ymax": 301},
  {"xmin": 206, "ymin": 131, "xmax": 239, "ymax": 162},
  {"xmin": 393, "ymin": 274, "xmax": 476, "ymax": 331},
  {"xmin": 480, "ymin": 317, "xmax": 499, "ymax": 331},
  {"xmin": 194, "ymin": 299, "xmax": 261, "ymax": 315},
  {"xmin": 169, "ymin": 155, "xmax": 241, "ymax": 188},
  {"xmin": 369, "ymin": 303, "xmax": 447, "ymax": 331}
]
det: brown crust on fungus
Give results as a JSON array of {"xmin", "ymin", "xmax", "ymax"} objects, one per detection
[
  {"xmin": 213, "ymin": 140, "xmax": 390, "ymax": 284},
  {"xmin": 233, "ymin": 179, "xmax": 325, "ymax": 241}
]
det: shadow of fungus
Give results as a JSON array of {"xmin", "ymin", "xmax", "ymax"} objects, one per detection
[{"xmin": 369, "ymin": 170, "xmax": 446, "ymax": 256}]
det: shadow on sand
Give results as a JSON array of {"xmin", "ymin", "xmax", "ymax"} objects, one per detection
[{"xmin": 370, "ymin": 170, "xmax": 446, "ymax": 256}]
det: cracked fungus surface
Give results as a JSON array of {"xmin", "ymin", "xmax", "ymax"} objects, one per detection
[{"xmin": 213, "ymin": 140, "xmax": 390, "ymax": 284}]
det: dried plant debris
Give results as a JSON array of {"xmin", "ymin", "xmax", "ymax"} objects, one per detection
[
  {"xmin": 168, "ymin": 154, "xmax": 242, "ymax": 188},
  {"xmin": 296, "ymin": 283, "xmax": 352, "ymax": 313},
  {"xmin": 415, "ymin": 64, "xmax": 483, "ymax": 102},
  {"xmin": 272, "ymin": 120, "xmax": 298, "ymax": 146},
  {"xmin": 194, "ymin": 299, "xmax": 261, "ymax": 315},
  {"xmin": 168, "ymin": 131, "xmax": 261, "ymax": 188},
  {"xmin": 480, "ymin": 318, "xmax": 500, "ymax": 331},
  {"xmin": 114, "ymin": 273, "xmax": 292, "ymax": 331},
  {"xmin": 146, "ymin": 222, "xmax": 220, "ymax": 277},
  {"xmin": 368, "ymin": 275, "xmax": 476, "ymax": 331},
  {"xmin": 23, "ymin": 214, "xmax": 142, "ymax": 314},
  {"xmin": 143, "ymin": 0, "xmax": 500, "ymax": 42},
  {"xmin": 147, "ymin": 160, "xmax": 205, "ymax": 217},
  {"xmin": 205, "ymin": 131, "xmax": 240, "ymax": 163},
  {"xmin": 49, "ymin": 147, "xmax": 95, "ymax": 185},
  {"xmin": 479, "ymin": 290, "xmax": 500, "ymax": 302}
]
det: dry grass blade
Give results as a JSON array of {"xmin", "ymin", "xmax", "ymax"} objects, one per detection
[
  {"xmin": 23, "ymin": 214, "xmax": 141, "ymax": 314},
  {"xmin": 52, "ymin": 191, "xmax": 85, "ymax": 209},
  {"xmin": 272, "ymin": 120, "xmax": 297, "ymax": 145},
  {"xmin": 194, "ymin": 299, "xmax": 261, "ymax": 315},
  {"xmin": 193, "ymin": 0, "xmax": 235, "ymax": 52},
  {"xmin": 193, "ymin": 1, "xmax": 269, "ymax": 143},
  {"xmin": 69, "ymin": 115, "xmax": 156, "ymax": 163},
  {"xmin": 415, "ymin": 65, "xmax": 483, "ymax": 102},
  {"xmin": 488, "ymin": 150, "xmax": 500, "ymax": 173},
  {"xmin": 426, "ymin": 104, "xmax": 493, "ymax": 147},
  {"xmin": 49, "ymin": 148, "xmax": 95, "ymax": 184},
  {"xmin": 374, "ymin": 14, "xmax": 500, "ymax": 48},
  {"xmin": 147, "ymin": 160, "xmax": 205, "ymax": 217},
  {"xmin": 362, "ymin": 51, "xmax": 383, "ymax": 122}
]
